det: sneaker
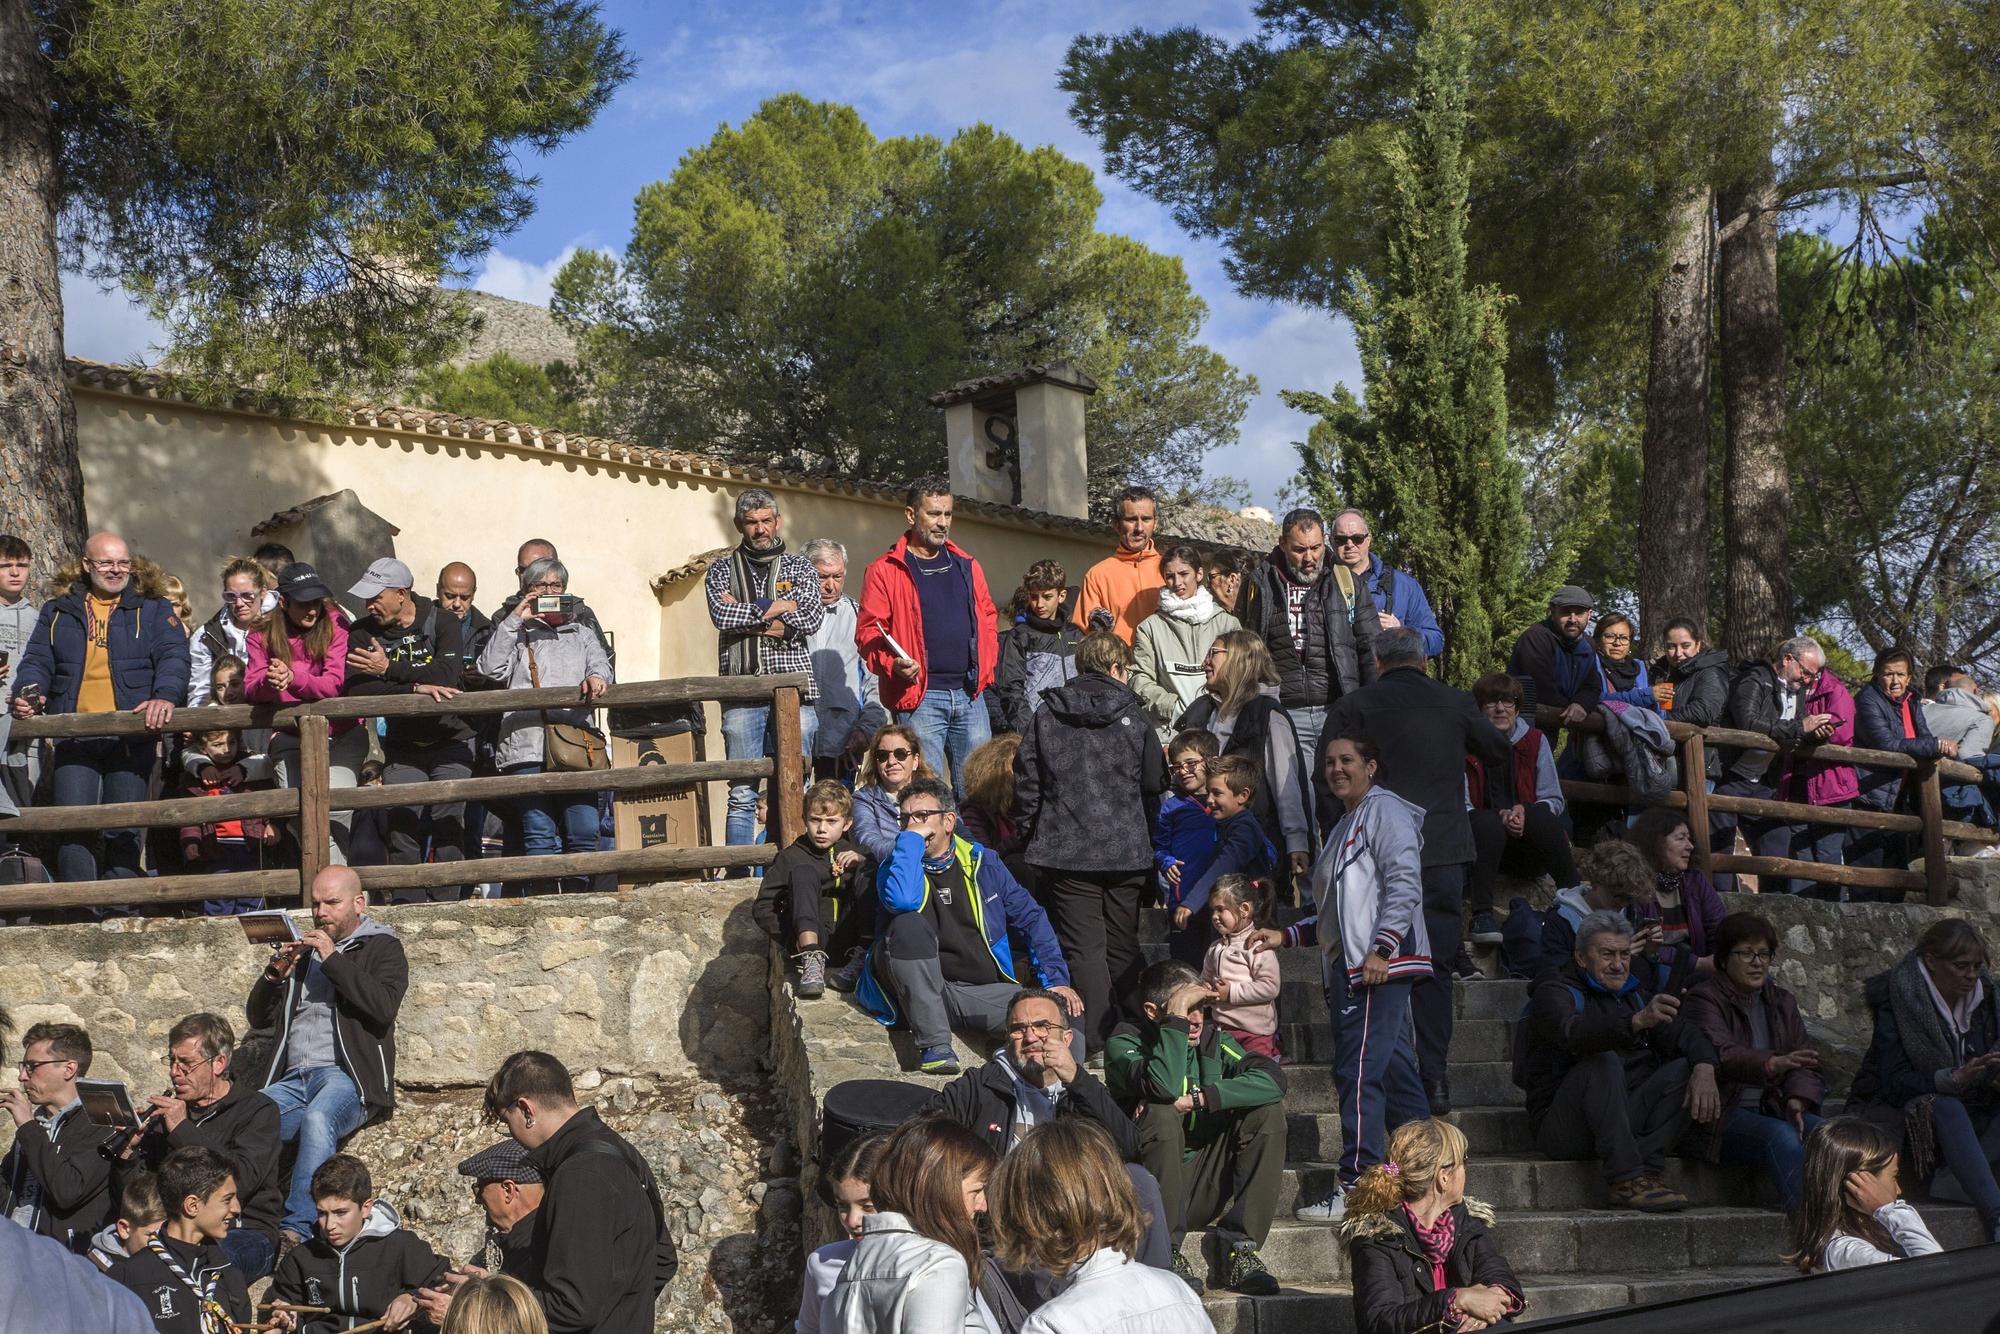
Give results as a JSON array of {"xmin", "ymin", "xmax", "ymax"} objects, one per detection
[
  {"xmin": 1449, "ymin": 948, "xmax": 1481, "ymax": 981},
  {"xmin": 794, "ymin": 949, "xmax": 827, "ymax": 999},
  {"xmin": 918, "ymin": 1046, "xmax": 960, "ymax": 1076},
  {"xmin": 1170, "ymin": 1248, "xmax": 1205, "ymax": 1296},
  {"xmin": 1467, "ymin": 910, "xmax": 1503, "ymax": 944},
  {"xmin": 1225, "ymin": 1241, "xmax": 1280, "ymax": 1296},
  {"xmin": 1607, "ymin": 1174, "xmax": 1689, "ymax": 1213},
  {"xmin": 827, "ymin": 947, "xmax": 866, "ymax": 993},
  {"xmin": 1295, "ymin": 1192, "xmax": 1346, "ymax": 1223}
]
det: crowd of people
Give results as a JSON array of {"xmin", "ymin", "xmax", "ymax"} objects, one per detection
[{"xmin": 8, "ymin": 482, "xmax": 2000, "ymax": 1333}]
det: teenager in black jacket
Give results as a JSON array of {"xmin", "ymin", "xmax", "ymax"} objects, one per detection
[
  {"xmin": 1339, "ymin": 1118, "xmax": 1523, "ymax": 1334},
  {"xmin": 0, "ymin": 1021, "xmax": 114, "ymax": 1253},
  {"xmin": 269, "ymin": 1155, "xmax": 449, "ymax": 1334},
  {"xmin": 107, "ymin": 1147, "xmax": 253, "ymax": 1334}
]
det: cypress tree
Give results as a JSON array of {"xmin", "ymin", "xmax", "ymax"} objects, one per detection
[{"xmin": 1286, "ymin": 18, "xmax": 1549, "ymax": 686}]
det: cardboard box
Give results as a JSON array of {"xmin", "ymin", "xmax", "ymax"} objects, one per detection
[{"xmin": 610, "ymin": 733, "xmax": 701, "ymax": 880}]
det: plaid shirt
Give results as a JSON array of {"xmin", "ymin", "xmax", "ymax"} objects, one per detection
[{"xmin": 704, "ymin": 550, "xmax": 823, "ymax": 700}]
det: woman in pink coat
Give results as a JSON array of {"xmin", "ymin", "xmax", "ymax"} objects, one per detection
[
  {"xmin": 246, "ymin": 562, "xmax": 365, "ymax": 865},
  {"xmin": 1779, "ymin": 668, "xmax": 1858, "ymax": 897}
]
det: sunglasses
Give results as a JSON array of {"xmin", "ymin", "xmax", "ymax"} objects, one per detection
[
  {"xmin": 1332, "ymin": 533, "xmax": 1369, "ymax": 546},
  {"xmin": 875, "ymin": 747, "xmax": 913, "ymax": 762}
]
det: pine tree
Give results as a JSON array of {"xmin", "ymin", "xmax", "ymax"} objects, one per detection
[{"xmin": 1286, "ymin": 20, "xmax": 1552, "ymax": 686}]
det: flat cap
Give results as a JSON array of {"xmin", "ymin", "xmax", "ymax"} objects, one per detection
[
  {"xmin": 1548, "ymin": 584, "xmax": 1595, "ymax": 611},
  {"xmin": 456, "ymin": 1140, "xmax": 542, "ymax": 1184}
]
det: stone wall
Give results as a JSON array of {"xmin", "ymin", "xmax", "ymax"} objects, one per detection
[{"xmin": 0, "ymin": 885, "xmax": 802, "ymax": 1333}]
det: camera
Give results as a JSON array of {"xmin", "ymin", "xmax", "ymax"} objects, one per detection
[{"xmin": 535, "ymin": 595, "xmax": 575, "ymax": 616}]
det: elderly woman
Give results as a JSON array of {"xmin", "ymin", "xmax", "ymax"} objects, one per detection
[
  {"xmin": 1851, "ymin": 650, "xmax": 1952, "ymax": 875},
  {"xmin": 1683, "ymin": 913, "xmax": 1827, "ymax": 1210},
  {"xmin": 1777, "ymin": 665, "xmax": 1857, "ymax": 896},
  {"xmin": 1849, "ymin": 919, "xmax": 2000, "ymax": 1244},
  {"xmin": 476, "ymin": 557, "xmax": 611, "ymax": 894}
]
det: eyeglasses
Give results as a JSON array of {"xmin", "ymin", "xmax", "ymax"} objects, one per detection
[
  {"xmin": 1169, "ymin": 759, "xmax": 1206, "ymax": 773},
  {"xmin": 162, "ymin": 1055, "xmax": 210, "ymax": 1072},
  {"xmin": 875, "ymin": 747, "xmax": 913, "ymax": 763},
  {"xmin": 527, "ymin": 581, "xmax": 564, "ymax": 594},
  {"xmin": 900, "ymin": 809, "xmax": 945, "ymax": 824},
  {"xmin": 85, "ymin": 559, "xmax": 132, "ymax": 572},
  {"xmin": 1005, "ymin": 1020, "xmax": 1068, "ymax": 1039},
  {"xmin": 17, "ymin": 1058, "xmax": 69, "ymax": 1073},
  {"xmin": 1599, "ymin": 633, "xmax": 1632, "ymax": 645},
  {"xmin": 1332, "ymin": 533, "xmax": 1370, "ymax": 546},
  {"xmin": 1728, "ymin": 949, "xmax": 1775, "ymax": 965}
]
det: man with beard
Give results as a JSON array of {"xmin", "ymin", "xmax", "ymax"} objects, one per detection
[{"xmin": 704, "ymin": 489, "xmax": 824, "ymax": 849}]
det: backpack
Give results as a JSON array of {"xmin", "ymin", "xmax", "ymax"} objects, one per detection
[{"xmin": 1510, "ymin": 979, "xmax": 1585, "ymax": 1091}]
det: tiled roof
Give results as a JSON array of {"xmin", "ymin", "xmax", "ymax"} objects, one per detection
[
  {"xmin": 63, "ymin": 355, "xmax": 1268, "ymax": 555},
  {"xmin": 654, "ymin": 547, "xmax": 733, "ymax": 591},
  {"xmin": 928, "ymin": 361, "xmax": 1098, "ymax": 407}
]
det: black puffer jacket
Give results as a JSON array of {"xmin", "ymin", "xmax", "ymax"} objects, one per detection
[
  {"xmin": 1013, "ymin": 671, "xmax": 1166, "ymax": 873},
  {"xmin": 1654, "ymin": 646, "xmax": 1732, "ymax": 778},
  {"xmin": 1720, "ymin": 659, "xmax": 1804, "ymax": 785},
  {"xmin": 1238, "ymin": 552, "xmax": 1380, "ymax": 708},
  {"xmin": 1341, "ymin": 1199, "xmax": 1522, "ymax": 1334}
]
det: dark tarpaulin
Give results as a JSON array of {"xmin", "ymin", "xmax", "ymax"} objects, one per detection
[{"xmin": 1519, "ymin": 1245, "xmax": 2000, "ymax": 1332}]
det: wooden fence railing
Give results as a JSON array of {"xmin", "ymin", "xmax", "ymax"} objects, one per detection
[
  {"xmin": 5, "ymin": 674, "xmax": 809, "ymax": 913},
  {"xmin": 1540, "ymin": 708, "xmax": 1995, "ymax": 906}
]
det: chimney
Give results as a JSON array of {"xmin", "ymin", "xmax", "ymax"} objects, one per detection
[{"xmin": 930, "ymin": 362, "xmax": 1097, "ymax": 520}]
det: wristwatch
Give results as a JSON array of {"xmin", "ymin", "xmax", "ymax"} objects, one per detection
[{"xmin": 1372, "ymin": 943, "xmax": 1393, "ymax": 960}]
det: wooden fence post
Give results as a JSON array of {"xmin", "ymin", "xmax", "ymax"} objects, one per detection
[
  {"xmin": 772, "ymin": 685, "xmax": 805, "ymax": 852},
  {"xmin": 1681, "ymin": 732, "xmax": 1712, "ymax": 875},
  {"xmin": 298, "ymin": 714, "xmax": 332, "ymax": 906},
  {"xmin": 1919, "ymin": 763, "xmax": 1950, "ymax": 906}
]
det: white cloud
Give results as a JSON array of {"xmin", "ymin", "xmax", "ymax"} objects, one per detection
[
  {"xmin": 467, "ymin": 245, "xmax": 588, "ymax": 307},
  {"xmin": 60, "ymin": 272, "xmax": 167, "ymax": 366},
  {"xmin": 1204, "ymin": 302, "xmax": 1361, "ymax": 511}
]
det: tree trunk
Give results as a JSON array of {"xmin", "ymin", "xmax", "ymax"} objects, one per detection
[
  {"xmin": 0, "ymin": 0, "xmax": 82, "ymax": 583},
  {"xmin": 1717, "ymin": 164, "xmax": 1790, "ymax": 660},
  {"xmin": 1638, "ymin": 184, "xmax": 1715, "ymax": 654}
]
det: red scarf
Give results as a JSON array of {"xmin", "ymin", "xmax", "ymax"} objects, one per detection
[{"xmin": 1403, "ymin": 1202, "xmax": 1456, "ymax": 1291}]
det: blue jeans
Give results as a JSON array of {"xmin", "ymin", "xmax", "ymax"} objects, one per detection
[
  {"xmin": 49, "ymin": 735, "xmax": 155, "ymax": 882},
  {"xmin": 260, "ymin": 1066, "xmax": 369, "ymax": 1237},
  {"xmin": 1325, "ymin": 962, "xmax": 1428, "ymax": 1187},
  {"xmin": 1929, "ymin": 1094, "xmax": 2000, "ymax": 1237},
  {"xmin": 721, "ymin": 701, "xmax": 819, "ymax": 847},
  {"xmin": 896, "ymin": 686, "xmax": 990, "ymax": 800},
  {"xmin": 505, "ymin": 764, "xmax": 601, "ymax": 856},
  {"xmin": 1718, "ymin": 1107, "xmax": 1822, "ymax": 1211},
  {"xmin": 218, "ymin": 1225, "xmax": 276, "ymax": 1281}
]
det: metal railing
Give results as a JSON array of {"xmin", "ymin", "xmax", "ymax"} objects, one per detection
[
  {"xmin": 1540, "ymin": 708, "xmax": 1995, "ymax": 905},
  {"xmin": 5, "ymin": 674, "xmax": 809, "ymax": 913}
]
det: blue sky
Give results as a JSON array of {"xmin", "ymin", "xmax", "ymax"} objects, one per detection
[{"xmin": 61, "ymin": 0, "xmax": 1357, "ymax": 513}]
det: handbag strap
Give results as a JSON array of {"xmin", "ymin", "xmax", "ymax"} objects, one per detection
[{"xmin": 524, "ymin": 635, "xmax": 555, "ymax": 730}]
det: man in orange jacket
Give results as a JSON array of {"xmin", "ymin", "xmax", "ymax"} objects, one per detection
[
  {"xmin": 1072, "ymin": 485, "xmax": 1164, "ymax": 644},
  {"xmin": 855, "ymin": 477, "xmax": 999, "ymax": 798}
]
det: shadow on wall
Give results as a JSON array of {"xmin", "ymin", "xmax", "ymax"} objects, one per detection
[{"xmin": 674, "ymin": 895, "xmax": 773, "ymax": 1083}]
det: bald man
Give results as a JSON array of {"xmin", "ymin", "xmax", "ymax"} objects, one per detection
[
  {"xmin": 10, "ymin": 531, "xmax": 189, "ymax": 882},
  {"xmin": 247, "ymin": 867, "xmax": 409, "ymax": 1252}
]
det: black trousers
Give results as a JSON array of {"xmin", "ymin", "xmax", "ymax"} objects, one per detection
[
  {"xmin": 1468, "ymin": 805, "xmax": 1578, "ymax": 915},
  {"xmin": 382, "ymin": 739, "xmax": 476, "ymax": 903},
  {"xmin": 1535, "ymin": 1052, "xmax": 1693, "ymax": 1183},
  {"xmin": 1410, "ymin": 860, "xmax": 1469, "ymax": 1087},
  {"xmin": 1037, "ymin": 868, "xmax": 1147, "ymax": 1054}
]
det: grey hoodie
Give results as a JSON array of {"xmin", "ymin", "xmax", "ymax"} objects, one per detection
[
  {"xmin": 1924, "ymin": 687, "xmax": 1994, "ymax": 759},
  {"xmin": 0, "ymin": 593, "xmax": 36, "ymax": 705}
]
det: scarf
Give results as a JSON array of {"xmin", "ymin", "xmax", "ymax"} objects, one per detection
[
  {"xmin": 1158, "ymin": 585, "xmax": 1220, "ymax": 625},
  {"xmin": 147, "ymin": 1235, "xmax": 230, "ymax": 1334},
  {"xmin": 723, "ymin": 539, "xmax": 787, "ymax": 676},
  {"xmin": 1601, "ymin": 653, "xmax": 1642, "ymax": 692},
  {"xmin": 1886, "ymin": 949, "xmax": 1991, "ymax": 1179},
  {"xmin": 1403, "ymin": 1202, "xmax": 1457, "ymax": 1292}
]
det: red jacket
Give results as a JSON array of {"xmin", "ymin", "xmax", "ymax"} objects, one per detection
[{"xmin": 855, "ymin": 533, "xmax": 998, "ymax": 714}]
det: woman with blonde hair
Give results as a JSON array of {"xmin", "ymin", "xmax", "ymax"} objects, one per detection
[
  {"xmin": 957, "ymin": 733, "xmax": 1024, "ymax": 860},
  {"xmin": 822, "ymin": 1116, "xmax": 999, "ymax": 1334},
  {"xmin": 1341, "ymin": 1118, "xmax": 1523, "ymax": 1334},
  {"xmin": 987, "ymin": 1119, "xmax": 1210, "ymax": 1333},
  {"xmin": 439, "ymin": 1273, "xmax": 550, "ymax": 1334},
  {"xmin": 1177, "ymin": 630, "xmax": 1310, "ymax": 870}
]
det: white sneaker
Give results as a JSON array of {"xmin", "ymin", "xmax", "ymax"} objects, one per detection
[{"xmin": 1295, "ymin": 1192, "xmax": 1346, "ymax": 1222}]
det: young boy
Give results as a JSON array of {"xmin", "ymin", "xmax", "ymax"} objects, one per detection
[
  {"xmin": 0, "ymin": 534, "xmax": 37, "ymax": 816},
  {"xmin": 1105, "ymin": 958, "xmax": 1284, "ymax": 1295},
  {"xmin": 754, "ymin": 779, "xmax": 871, "ymax": 999},
  {"xmin": 270, "ymin": 1154, "xmax": 449, "ymax": 1334},
  {"xmin": 1173, "ymin": 755, "xmax": 1276, "ymax": 956},
  {"xmin": 995, "ymin": 559, "xmax": 1082, "ymax": 733},
  {"xmin": 1155, "ymin": 729, "xmax": 1220, "ymax": 962},
  {"xmin": 108, "ymin": 1145, "xmax": 253, "ymax": 1334},
  {"xmin": 178, "ymin": 728, "xmax": 280, "ymax": 915},
  {"xmin": 89, "ymin": 1169, "xmax": 167, "ymax": 1273}
]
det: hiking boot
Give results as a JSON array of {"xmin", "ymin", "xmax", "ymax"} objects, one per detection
[
  {"xmin": 794, "ymin": 949, "xmax": 827, "ymax": 999},
  {"xmin": 827, "ymin": 947, "xmax": 866, "ymax": 993},
  {"xmin": 1607, "ymin": 1174, "xmax": 1689, "ymax": 1213},
  {"xmin": 1467, "ymin": 910, "xmax": 1503, "ymax": 944},
  {"xmin": 1295, "ymin": 1191, "xmax": 1346, "ymax": 1223},
  {"xmin": 1170, "ymin": 1248, "xmax": 1205, "ymax": 1295},
  {"xmin": 1225, "ymin": 1240, "xmax": 1280, "ymax": 1296},
  {"xmin": 918, "ymin": 1046, "xmax": 960, "ymax": 1076}
]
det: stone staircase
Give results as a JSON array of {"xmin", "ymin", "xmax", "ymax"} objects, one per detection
[{"xmin": 1188, "ymin": 944, "xmax": 1988, "ymax": 1332}]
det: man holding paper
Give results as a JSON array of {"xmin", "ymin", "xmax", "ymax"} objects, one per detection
[
  {"xmin": 856, "ymin": 476, "xmax": 999, "ymax": 799},
  {"xmin": 1, "ymin": 1022, "xmax": 114, "ymax": 1253},
  {"xmin": 246, "ymin": 867, "xmax": 409, "ymax": 1257}
]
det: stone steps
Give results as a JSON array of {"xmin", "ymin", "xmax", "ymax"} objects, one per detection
[
  {"xmin": 1286, "ymin": 1106, "xmax": 1537, "ymax": 1162},
  {"xmin": 1276, "ymin": 1015, "xmax": 1513, "ymax": 1065},
  {"xmin": 1276, "ymin": 1060, "xmax": 1523, "ymax": 1113},
  {"xmin": 1277, "ymin": 1155, "xmax": 1775, "ymax": 1215}
]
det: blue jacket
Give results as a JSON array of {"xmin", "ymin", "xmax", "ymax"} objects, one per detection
[
  {"xmin": 1180, "ymin": 808, "xmax": 1276, "ymax": 916},
  {"xmin": 1507, "ymin": 619, "xmax": 1601, "ymax": 713},
  {"xmin": 1358, "ymin": 555, "xmax": 1445, "ymax": 659},
  {"xmin": 1853, "ymin": 684, "xmax": 1943, "ymax": 811},
  {"xmin": 850, "ymin": 783, "xmax": 903, "ymax": 864},
  {"xmin": 857, "ymin": 831, "xmax": 1071, "ymax": 1027},
  {"xmin": 1152, "ymin": 793, "xmax": 1217, "ymax": 893},
  {"xmin": 12, "ymin": 579, "xmax": 190, "ymax": 714},
  {"xmin": 1597, "ymin": 657, "xmax": 1661, "ymax": 712}
]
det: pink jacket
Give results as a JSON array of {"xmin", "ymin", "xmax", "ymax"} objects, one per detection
[
  {"xmin": 1204, "ymin": 921, "xmax": 1281, "ymax": 1037},
  {"xmin": 245, "ymin": 612, "xmax": 360, "ymax": 736},
  {"xmin": 1780, "ymin": 671, "xmax": 1858, "ymax": 806}
]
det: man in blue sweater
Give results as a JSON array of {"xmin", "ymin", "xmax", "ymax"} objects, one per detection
[{"xmin": 1331, "ymin": 510, "xmax": 1445, "ymax": 660}]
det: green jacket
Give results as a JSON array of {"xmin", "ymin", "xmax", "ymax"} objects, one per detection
[{"xmin": 1105, "ymin": 1017, "xmax": 1285, "ymax": 1157}]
